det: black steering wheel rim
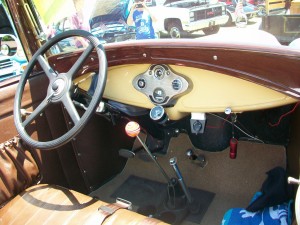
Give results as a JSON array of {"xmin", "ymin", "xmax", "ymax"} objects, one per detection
[{"xmin": 14, "ymin": 30, "xmax": 107, "ymax": 150}]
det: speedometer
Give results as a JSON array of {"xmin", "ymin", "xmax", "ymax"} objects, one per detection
[{"xmin": 153, "ymin": 88, "xmax": 166, "ymax": 103}]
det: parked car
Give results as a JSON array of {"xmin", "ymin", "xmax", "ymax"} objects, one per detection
[
  {"xmin": 219, "ymin": 0, "xmax": 259, "ymax": 25},
  {"xmin": 49, "ymin": 16, "xmax": 106, "ymax": 53},
  {"xmin": 2, "ymin": 0, "xmax": 300, "ymax": 225},
  {"xmin": 91, "ymin": 19, "xmax": 135, "ymax": 43},
  {"xmin": 146, "ymin": 0, "xmax": 229, "ymax": 38},
  {"xmin": 0, "ymin": 34, "xmax": 27, "ymax": 81}
]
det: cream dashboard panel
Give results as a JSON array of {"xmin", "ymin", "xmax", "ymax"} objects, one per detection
[
  {"xmin": 104, "ymin": 64, "xmax": 154, "ymax": 108},
  {"xmin": 76, "ymin": 64, "xmax": 297, "ymax": 120}
]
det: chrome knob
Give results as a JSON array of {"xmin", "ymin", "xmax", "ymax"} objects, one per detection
[
  {"xmin": 288, "ymin": 177, "xmax": 300, "ymax": 185},
  {"xmin": 169, "ymin": 157, "xmax": 177, "ymax": 166}
]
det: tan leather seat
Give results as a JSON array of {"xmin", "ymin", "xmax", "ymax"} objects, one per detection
[{"xmin": 0, "ymin": 184, "xmax": 168, "ymax": 225}]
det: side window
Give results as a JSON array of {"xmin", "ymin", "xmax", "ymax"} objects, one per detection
[{"xmin": 0, "ymin": 1, "xmax": 27, "ymax": 83}]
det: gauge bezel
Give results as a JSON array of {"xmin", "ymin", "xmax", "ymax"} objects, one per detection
[
  {"xmin": 150, "ymin": 105, "xmax": 165, "ymax": 121},
  {"xmin": 132, "ymin": 64, "xmax": 190, "ymax": 106}
]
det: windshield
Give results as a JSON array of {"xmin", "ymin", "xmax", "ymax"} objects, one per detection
[
  {"xmin": 31, "ymin": 0, "xmax": 300, "ymax": 51},
  {"xmin": 3, "ymin": 0, "xmax": 300, "ymax": 58}
]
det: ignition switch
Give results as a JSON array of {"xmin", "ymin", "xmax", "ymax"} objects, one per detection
[
  {"xmin": 190, "ymin": 113, "xmax": 206, "ymax": 134},
  {"xmin": 192, "ymin": 121, "xmax": 202, "ymax": 134}
]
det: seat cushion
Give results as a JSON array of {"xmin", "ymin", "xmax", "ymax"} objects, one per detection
[{"xmin": 0, "ymin": 184, "xmax": 168, "ymax": 225}]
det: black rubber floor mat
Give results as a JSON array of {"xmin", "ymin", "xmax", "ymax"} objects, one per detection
[{"xmin": 111, "ymin": 175, "xmax": 215, "ymax": 224}]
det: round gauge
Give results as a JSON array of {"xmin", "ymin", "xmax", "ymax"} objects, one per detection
[
  {"xmin": 150, "ymin": 105, "xmax": 165, "ymax": 121},
  {"xmin": 153, "ymin": 66, "xmax": 165, "ymax": 80},
  {"xmin": 137, "ymin": 78, "xmax": 146, "ymax": 89},
  {"xmin": 153, "ymin": 88, "xmax": 166, "ymax": 103},
  {"xmin": 172, "ymin": 79, "xmax": 182, "ymax": 91}
]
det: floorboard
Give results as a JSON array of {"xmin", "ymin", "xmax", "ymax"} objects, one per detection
[{"xmin": 91, "ymin": 134, "xmax": 286, "ymax": 225}]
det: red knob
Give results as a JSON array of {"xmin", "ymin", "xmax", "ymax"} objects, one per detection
[
  {"xmin": 229, "ymin": 138, "xmax": 238, "ymax": 159},
  {"xmin": 125, "ymin": 121, "xmax": 140, "ymax": 137}
]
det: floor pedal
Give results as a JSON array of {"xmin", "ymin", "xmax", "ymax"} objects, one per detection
[{"xmin": 119, "ymin": 149, "xmax": 135, "ymax": 158}]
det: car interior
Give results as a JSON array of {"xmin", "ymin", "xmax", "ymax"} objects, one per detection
[{"xmin": 1, "ymin": 0, "xmax": 300, "ymax": 225}]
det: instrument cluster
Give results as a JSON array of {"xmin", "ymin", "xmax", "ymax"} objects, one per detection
[{"xmin": 132, "ymin": 64, "xmax": 190, "ymax": 106}]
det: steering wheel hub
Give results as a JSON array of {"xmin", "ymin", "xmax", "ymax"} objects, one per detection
[{"xmin": 52, "ymin": 78, "xmax": 66, "ymax": 95}]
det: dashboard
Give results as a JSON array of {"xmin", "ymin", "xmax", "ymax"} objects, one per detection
[{"xmin": 75, "ymin": 63, "xmax": 297, "ymax": 120}]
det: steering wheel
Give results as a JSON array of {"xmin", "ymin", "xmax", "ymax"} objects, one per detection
[{"xmin": 14, "ymin": 30, "xmax": 107, "ymax": 150}]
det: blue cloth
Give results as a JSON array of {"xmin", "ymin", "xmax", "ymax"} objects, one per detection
[
  {"xmin": 246, "ymin": 167, "xmax": 292, "ymax": 212},
  {"xmin": 132, "ymin": 10, "xmax": 155, "ymax": 39},
  {"xmin": 222, "ymin": 192, "xmax": 293, "ymax": 225}
]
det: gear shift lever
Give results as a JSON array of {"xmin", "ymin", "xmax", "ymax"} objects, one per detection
[
  {"xmin": 169, "ymin": 157, "xmax": 193, "ymax": 204},
  {"xmin": 125, "ymin": 121, "xmax": 171, "ymax": 183},
  {"xmin": 125, "ymin": 122, "xmax": 197, "ymax": 220}
]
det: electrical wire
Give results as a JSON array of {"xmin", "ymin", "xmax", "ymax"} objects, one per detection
[
  {"xmin": 206, "ymin": 114, "xmax": 230, "ymax": 129},
  {"xmin": 268, "ymin": 102, "xmax": 300, "ymax": 127},
  {"xmin": 208, "ymin": 113, "xmax": 264, "ymax": 143}
]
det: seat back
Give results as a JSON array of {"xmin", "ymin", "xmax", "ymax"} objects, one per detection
[{"xmin": 0, "ymin": 136, "xmax": 40, "ymax": 206}]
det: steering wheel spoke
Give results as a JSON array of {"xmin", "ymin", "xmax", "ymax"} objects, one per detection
[
  {"xmin": 22, "ymin": 97, "xmax": 50, "ymax": 127},
  {"xmin": 37, "ymin": 55, "xmax": 57, "ymax": 81},
  {"xmin": 61, "ymin": 95, "xmax": 80, "ymax": 125},
  {"xmin": 67, "ymin": 43, "xmax": 94, "ymax": 79}
]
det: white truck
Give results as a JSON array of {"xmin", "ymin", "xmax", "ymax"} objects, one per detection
[{"xmin": 148, "ymin": 0, "xmax": 229, "ymax": 38}]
